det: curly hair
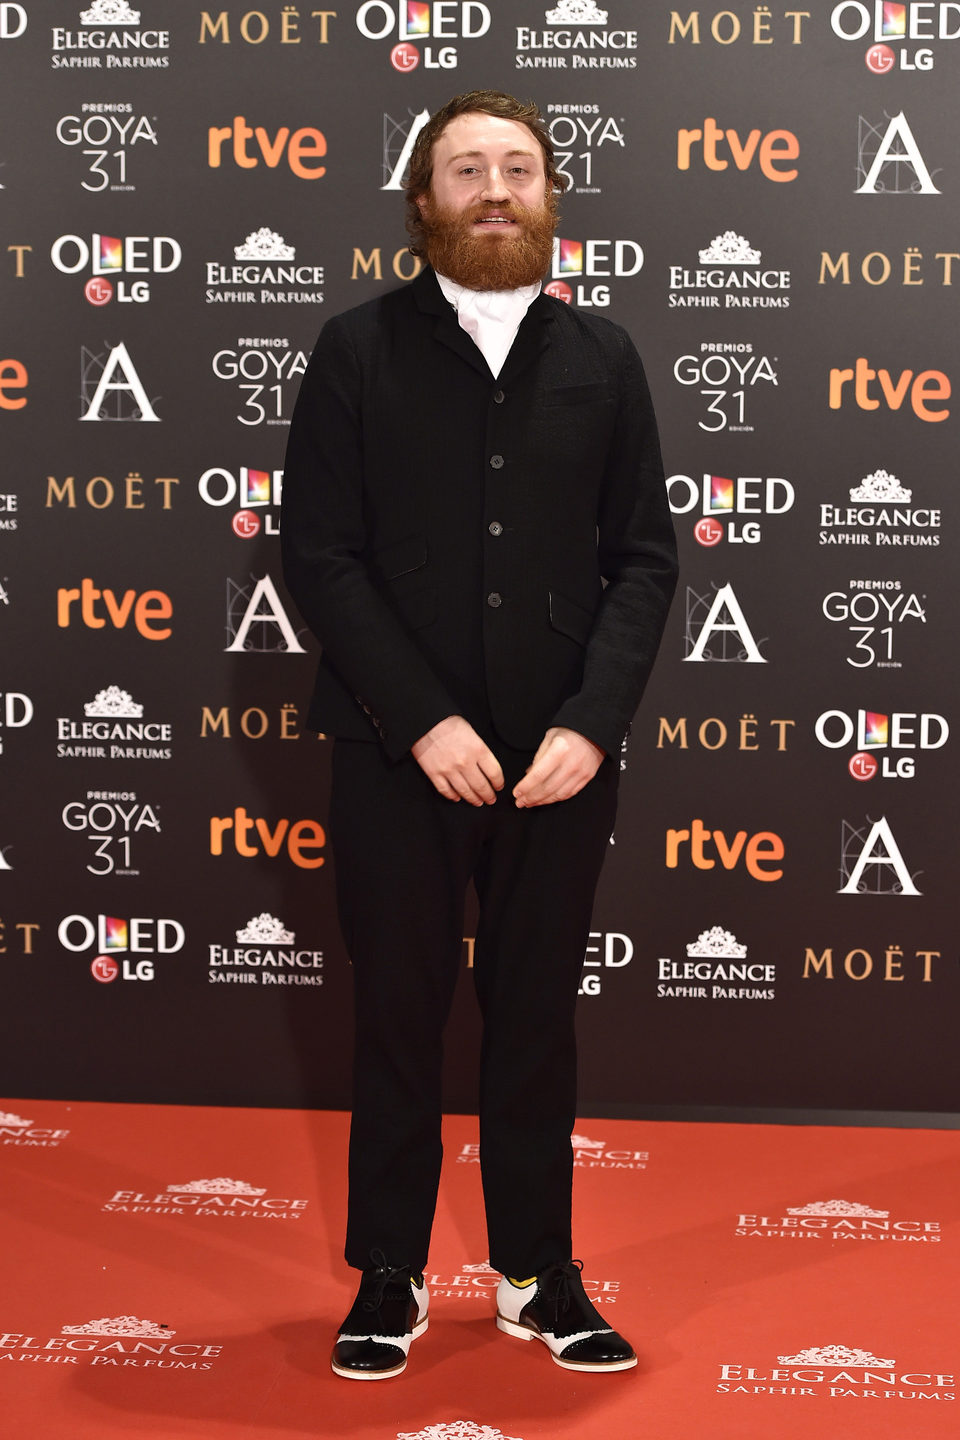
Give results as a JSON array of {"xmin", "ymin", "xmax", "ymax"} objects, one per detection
[{"xmin": 404, "ymin": 90, "xmax": 567, "ymax": 258}]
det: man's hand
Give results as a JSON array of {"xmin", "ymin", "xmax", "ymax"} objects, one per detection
[
  {"xmin": 513, "ymin": 727, "xmax": 605, "ymax": 808},
  {"xmin": 411, "ymin": 715, "xmax": 505, "ymax": 805}
]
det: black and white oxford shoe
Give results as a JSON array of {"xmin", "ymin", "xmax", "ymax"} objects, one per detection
[
  {"xmin": 496, "ymin": 1260, "xmax": 637, "ymax": 1372},
  {"xmin": 331, "ymin": 1252, "xmax": 429, "ymax": 1380}
]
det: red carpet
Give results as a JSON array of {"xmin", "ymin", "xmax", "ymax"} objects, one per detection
[{"xmin": 2, "ymin": 1099, "xmax": 958, "ymax": 1439}]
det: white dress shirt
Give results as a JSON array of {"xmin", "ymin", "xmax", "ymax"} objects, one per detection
[{"xmin": 435, "ymin": 272, "xmax": 542, "ymax": 379}]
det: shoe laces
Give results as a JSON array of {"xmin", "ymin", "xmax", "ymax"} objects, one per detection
[
  {"xmin": 363, "ymin": 1248, "xmax": 412, "ymax": 1313},
  {"xmin": 540, "ymin": 1258, "xmax": 584, "ymax": 1328}
]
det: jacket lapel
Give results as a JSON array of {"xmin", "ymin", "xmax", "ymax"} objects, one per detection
[{"xmin": 412, "ymin": 268, "xmax": 556, "ymax": 384}]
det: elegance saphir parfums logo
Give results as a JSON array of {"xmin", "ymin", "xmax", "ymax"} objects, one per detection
[
  {"xmin": 717, "ymin": 1344, "xmax": 954, "ymax": 1401},
  {"xmin": 101, "ymin": 1174, "xmax": 311, "ymax": 1220},
  {"xmin": 735, "ymin": 1197, "xmax": 941, "ymax": 1244}
]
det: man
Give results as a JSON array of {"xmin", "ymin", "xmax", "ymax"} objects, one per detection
[{"xmin": 281, "ymin": 90, "xmax": 677, "ymax": 1380}]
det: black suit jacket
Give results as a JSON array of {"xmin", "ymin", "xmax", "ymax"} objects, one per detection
[{"xmin": 281, "ymin": 268, "xmax": 677, "ymax": 761}]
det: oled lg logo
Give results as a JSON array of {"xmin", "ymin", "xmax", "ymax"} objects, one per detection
[
  {"xmin": 355, "ymin": 0, "xmax": 492, "ymax": 72},
  {"xmin": 52, "ymin": 232, "xmax": 181, "ymax": 305},
  {"xmin": 668, "ymin": 472, "xmax": 795, "ymax": 546},
  {"xmin": 198, "ymin": 466, "xmax": 283, "ymax": 536},
  {"xmin": 59, "ymin": 910, "xmax": 185, "ymax": 983},
  {"xmin": 0, "ymin": 3, "xmax": 26, "ymax": 38},
  {"xmin": 544, "ymin": 236, "xmax": 642, "ymax": 308},
  {"xmin": 832, "ymin": 1, "xmax": 959, "ymax": 73},
  {"xmin": 815, "ymin": 707, "xmax": 948, "ymax": 781}
]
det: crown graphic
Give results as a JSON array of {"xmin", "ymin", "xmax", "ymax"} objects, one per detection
[
  {"xmin": 234, "ymin": 228, "xmax": 295, "ymax": 261},
  {"xmin": 545, "ymin": 0, "xmax": 607, "ymax": 23},
  {"xmin": 698, "ymin": 231, "xmax": 761, "ymax": 265},
  {"xmin": 460, "ymin": 1260, "xmax": 498, "ymax": 1274},
  {"xmin": 62, "ymin": 1316, "xmax": 174, "ymax": 1337},
  {"xmin": 687, "ymin": 926, "xmax": 747, "ymax": 959},
  {"xmin": 849, "ymin": 468, "xmax": 912, "ymax": 503},
  {"xmin": 571, "ymin": 1133, "xmax": 604, "ymax": 1149},
  {"xmin": 397, "ymin": 1423, "xmax": 524, "ymax": 1440},
  {"xmin": 786, "ymin": 1199, "xmax": 889, "ymax": 1218},
  {"xmin": 236, "ymin": 913, "xmax": 294, "ymax": 944},
  {"xmin": 0, "ymin": 1111, "xmax": 32, "ymax": 1126},
  {"xmin": 777, "ymin": 1345, "xmax": 895, "ymax": 1367},
  {"xmin": 166, "ymin": 1178, "xmax": 266, "ymax": 1195},
  {"xmin": 84, "ymin": 686, "xmax": 143, "ymax": 718},
  {"xmin": 81, "ymin": 0, "xmax": 141, "ymax": 22}
]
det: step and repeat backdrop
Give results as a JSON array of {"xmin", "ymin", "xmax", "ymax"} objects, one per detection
[{"xmin": 2, "ymin": 1, "xmax": 958, "ymax": 1117}]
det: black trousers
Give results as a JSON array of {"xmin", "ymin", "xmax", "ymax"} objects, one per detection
[{"xmin": 328, "ymin": 737, "xmax": 619, "ymax": 1279}]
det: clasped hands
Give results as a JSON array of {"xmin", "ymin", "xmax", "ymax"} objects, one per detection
[{"xmin": 410, "ymin": 714, "xmax": 604, "ymax": 808}]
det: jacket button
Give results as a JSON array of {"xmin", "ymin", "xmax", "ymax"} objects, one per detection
[
  {"xmin": 487, "ymin": 591, "xmax": 503, "ymax": 608},
  {"xmin": 488, "ymin": 521, "xmax": 503, "ymax": 536},
  {"xmin": 489, "ymin": 454, "xmax": 504, "ymax": 469},
  {"xmin": 493, "ymin": 389, "xmax": 505, "ymax": 404}
]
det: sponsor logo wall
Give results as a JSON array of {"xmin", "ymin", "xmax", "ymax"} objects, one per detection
[{"xmin": 2, "ymin": 0, "xmax": 957, "ymax": 1131}]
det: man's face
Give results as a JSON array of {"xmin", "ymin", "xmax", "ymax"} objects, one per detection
[{"xmin": 417, "ymin": 111, "xmax": 557, "ymax": 291}]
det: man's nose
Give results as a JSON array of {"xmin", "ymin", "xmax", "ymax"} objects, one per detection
[{"xmin": 480, "ymin": 168, "xmax": 511, "ymax": 201}]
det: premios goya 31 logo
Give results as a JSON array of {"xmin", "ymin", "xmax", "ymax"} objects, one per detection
[
  {"xmin": 62, "ymin": 790, "xmax": 160, "ymax": 877},
  {"xmin": 212, "ymin": 338, "xmax": 307, "ymax": 427},
  {"xmin": 56, "ymin": 103, "xmax": 158, "ymax": 191},
  {"xmin": 821, "ymin": 579, "xmax": 925, "ymax": 669},
  {"xmin": 673, "ymin": 343, "xmax": 778, "ymax": 433}
]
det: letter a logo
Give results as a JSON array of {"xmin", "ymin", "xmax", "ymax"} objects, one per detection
[
  {"xmin": 683, "ymin": 582, "xmax": 766, "ymax": 663},
  {"xmin": 80, "ymin": 341, "xmax": 160, "ymax": 422},
  {"xmin": 382, "ymin": 108, "xmax": 430, "ymax": 191},
  {"xmin": 838, "ymin": 816, "xmax": 921, "ymax": 896},
  {"xmin": 855, "ymin": 111, "xmax": 940, "ymax": 195},
  {"xmin": 225, "ymin": 574, "xmax": 307, "ymax": 653}
]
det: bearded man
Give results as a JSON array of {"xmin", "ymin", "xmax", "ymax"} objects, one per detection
[{"xmin": 281, "ymin": 89, "xmax": 677, "ymax": 1381}]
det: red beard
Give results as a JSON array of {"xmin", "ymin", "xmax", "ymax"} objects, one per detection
[{"xmin": 419, "ymin": 193, "xmax": 558, "ymax": 291}]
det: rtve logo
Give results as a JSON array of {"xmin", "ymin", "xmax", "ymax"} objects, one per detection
[
  {"xmin": 207, "ymin": 117, "xmax": 327, "ymax": 178},
  {"xmin": 666, "ymin": 819, "xmax": 785, "ymax": 881},
  {"xmin": 56, "ymin": 579, "xmax": 173, "ymax": 639},
  {"xmin": 0, "ymin": 359, "xmax": 28, "ymax": 410},
  {"xmin": 677, "ymin": 117, "xmax": 799, "ymax": 181},
  {"xmin": 828, "ymin": 359, "xmax": 950, "ymax": 421},
  {"xmin": 209, "ymin": 808, "xmax": 326, "ymax": 868}
]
